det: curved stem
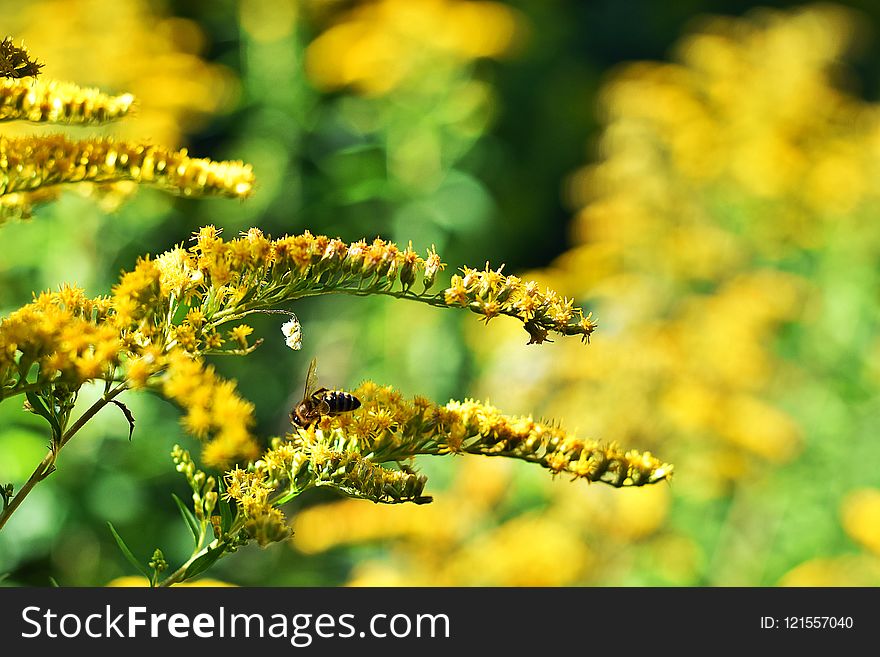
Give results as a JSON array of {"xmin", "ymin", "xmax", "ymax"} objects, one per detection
[
  {"xmin": 0, "ymin": 384, "xmax": 128, "ymax": 532},
  {"xmin": 210, "ymin": 288, "xmax": 446, "ymax": 328},
  {"xmin": 0, "ymin": 450, "xmax": 55, "ymax": 532}
]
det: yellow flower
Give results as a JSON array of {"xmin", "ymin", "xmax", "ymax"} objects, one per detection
[
  {"xmin": 778, "ymin": 556, "xmax": 880, "ymax": 587},
  {"xmin": 841, "ymin": 489, "xmax": 880, "ymax": 557},
  {"xmin": 230, "ymin": 324, "xmax": 254, "ymax": 350},
  {"xmin": 161, "ymin": 350, "xmax": 258, "ymax": 467},
  {"xmin": 0, "ymin": 77, "xmax": 133, "ymax": 124},
  {"xmin": 305, "ymin": 0, "xmax": 520, "ymax": 96},
  {"xmin": 0, "ymin": 136, "xmax": 254, "ymax": 203},
  {"xmin": 107, "ymin": 576, "xmax": 236, "ymax": 587}
]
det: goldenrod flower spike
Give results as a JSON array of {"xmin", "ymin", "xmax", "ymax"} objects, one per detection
[
  {"xmin": 0, "ymin": 135, "xmax": 254, "ymax": 201},
  {"xmin": 0, "ymin": 78, "xmax": 134, "ymax": 124},
  {"xmin": 438, "ymin": 399, "xmax": 672, "ymax": 486},
  {"xmin": 444, "ymin": 263, "xmax": 597, "ymax": 344},
  {"xmin": 177, "ymin": 229, "xmax": 594, "ymax": 344},
  {"xmin": 344, "ymin": 383, "xmax": 672, "ymax": 488},
  {"xmin": 221, "ymin": 381, "xmax": 672, "ymax": 548},
  {"xmin": 308, "ymin": 446, "xmax": 432, "ymax": 505}
]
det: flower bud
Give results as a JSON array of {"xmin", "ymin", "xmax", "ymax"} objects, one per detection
[{"xmin": 423, "ymin": 247, "xmax": 444, "ymax": 290}]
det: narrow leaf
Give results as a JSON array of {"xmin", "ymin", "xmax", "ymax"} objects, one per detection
[
  {"xmin": 182, "ymin": 544, "xmax": 225, "ymax": 581},
  {"xmin": 109, "ymin": 398, "xmax": 136, "ymax": 441},
  {"xmin": 25, "ymin": 391, "xmax": 61, "ymax": 439},
  {"xmin": 171, "ymin": 493, "xmax": 200, "ymax": 545},
  {"xmin": 107, "ymin": 522, "xmax": 149, "ymax": 577}
]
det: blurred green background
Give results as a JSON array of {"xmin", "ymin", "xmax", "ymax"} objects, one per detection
[{"xmin": 2, "ymin": 0, "xmax": 880, "ymax": 586}]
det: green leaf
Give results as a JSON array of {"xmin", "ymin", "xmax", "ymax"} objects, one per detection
[
  {"xmin": 48, "ymin": 576, "xmax": 60, "ymax": 587},
  {"xmin": 182, "ymin": 544, "xmax": 225, "ymax": 581},
  {"xmin": 171, "ymin": 493, "xmax": 200, "ymax": 545},
  {"xmin": 272, "ymin": 488, "xmax": 301, "ymax": 507},
  {"xmin": 25, "ymin": 391, "xmax": 61, "ymax": 439},
  {"xmin": 107, "ymin": 522, "xmax": 150, "ymax": 578}
]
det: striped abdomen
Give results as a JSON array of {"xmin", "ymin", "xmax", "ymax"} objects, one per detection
[{"xmin": 318, "ymin": 389, "xmax": 361, "ymax": 415}]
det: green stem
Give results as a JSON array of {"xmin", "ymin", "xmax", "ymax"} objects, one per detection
[
  {"xmin": 156, "ymin": 486, "xmax": 303, "ymax": 587},
  {"xmin": 156, "ymin": 521, "xmax": 240, "ymax": 588},
  {"xmin": 210, "ymin": 288, "xmax": 446, "ymax": 328},
  {"xmin": 0, "ymin": 384, "xmax": 128, "ymax": 531},
  {"xmin": 0, "ymin": 450, "xmax": 55, "ymax": 532}
]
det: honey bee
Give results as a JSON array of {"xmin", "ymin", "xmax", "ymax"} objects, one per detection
[{"xmin": 290, "ymin": 357, "xmax": 361, "ymax": 428}]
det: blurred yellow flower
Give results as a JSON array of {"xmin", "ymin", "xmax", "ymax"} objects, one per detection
[
  {"xmin": 239, "ymin": 0, "xmax": 298, "ymax": 43},
  {"xmin": 778, "ymin": 556, "xmax": 880, "ymax": 587},
  {"xmin": 292, "ymin": 498, "xmax": 463, "ymax": 555},
  {"xmin": 444, "ymin": 513, "xmax": 594, "ymax": 586},
  {"xmin": 107, "ymin": 576, "xmax": 236, "ymax": 587},
  {"xmin": 305, "ymin": 0, "xmax": 520, "ymax": 96},
  {"xmin": 347, "ymin": 563, "xmax": 411, "ymax": 587},
  {"xmin": 448, "ymin": 4, "xmax": 880, "ymax": 587},
  {"xmin": 567, "ymin": 485, "xmax": 672, "ymax": 542},
  {"xmin": 841, "ymin": 489, "xmax": 880, "ymax": 556}
]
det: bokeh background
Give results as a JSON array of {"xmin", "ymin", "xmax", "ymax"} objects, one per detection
[{"xmin": 2, "ymin": 0, "xmax": 880, "ymax": 586}]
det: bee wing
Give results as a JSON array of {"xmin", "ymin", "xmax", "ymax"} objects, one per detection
[{"xmin": 303, "ymin": 357, "xmax": 319, "ymax": 399}]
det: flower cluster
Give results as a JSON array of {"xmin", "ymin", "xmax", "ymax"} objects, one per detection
[
  {"xmin": 0, "ymin": 78, "xmax": 134, "ymax": 124},
  {"xmin": 341, "ymin": 382, "xmax": 670, "ymax": 486},
  {"xmin": 222, "ymin": 380, "xmax": 672, "ymax": 548},
  {"xmin": 161, "ymin": 352, "xmax": 259, "ymax": 468},
  {"xmin": 119, "ymin": 227, "xmax": 595, "ymax": 345},
  {"xmin": 0, "ymin": 135, "xmax": 253, "ymax": 221},
  {"xmin": 207, "ymin": 229, "xmax": 593, "ymax": 342},
  {"xmin": 0, "ymin": 286, "xmax": 117, "ymax": 397},
  {"xmin": 445, "ymin": 263, "xmax": 596, "ymax": 343}
]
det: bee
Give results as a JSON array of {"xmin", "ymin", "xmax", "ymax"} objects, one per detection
[{"xmin": 290, "ymin": 357, "xmax": 361, "ymax": 428}]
